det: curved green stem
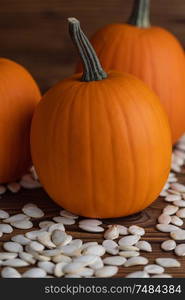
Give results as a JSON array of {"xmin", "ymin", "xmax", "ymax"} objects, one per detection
[
  {"xmin": 128, "ymin": 0, "xmax": 150, "ymax": 28},
  {"xmin": 68, "ymin": 17, "xmax": 107, "ymax": 82}
]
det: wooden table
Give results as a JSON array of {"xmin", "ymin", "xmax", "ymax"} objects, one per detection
[{"xmin": 0, "ymin": 174, "xmax": 185, "ymax": 278}]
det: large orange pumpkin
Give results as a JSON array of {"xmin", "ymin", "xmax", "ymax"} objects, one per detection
[
  {"xmin": 0, "ymin": 58, "xmax": 41, "ymax": 183},
  {"xmin": 31, "ymin": 18, "xmax": 171, "ymax": 218},
  {"xmin": 77, "ymin": 0, "xmax": 185, "ymax": 143}
]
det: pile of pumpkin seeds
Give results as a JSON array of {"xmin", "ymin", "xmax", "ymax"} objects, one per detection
[{"xmin": 1, "ymin": 136, "xmax": 185, "ymax": 278}]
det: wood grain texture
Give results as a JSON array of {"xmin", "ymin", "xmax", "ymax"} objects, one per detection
[
  {"xmin": 0, "ymin": 0, "xmax": 185, "ymax": 92},
  {"xmin": 0, "ymin": 174, "xmax": 185, "ymax": 278}
]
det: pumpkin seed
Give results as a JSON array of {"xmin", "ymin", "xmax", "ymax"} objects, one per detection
[
  {"xmin": 176, "ymin": 208, "xmax": 185, "ymax": 218},
  {"xmin": 102, "ymin": 240, "xmax": 119, "ymax": 255},
  {"xmin": 95, "ymin": 266, "xmax": 118, "ymax": 278},
  {"xmin": 104, "ymin": 225, "xmax": 119, "ymax": 240},
  {"xmin": 173, "ymin": 200, "xmax": 185, "ymax": 207},
  {"xmin": 79, "ymin": 219, "xmax": 102, "ymax": 226},
  {"xmin": 1, "ymin": 258, "xmax": 29, "ymax": 267},
  {"xmin": 103, "ymin": 256, "xmax": 126, "ymax": 266},
  {"xmin": 59, "ymin": 244, "xmax": 81, "ymax": 257},
  {"xmin": 77, "ymin": 267, "xmax": 94, "ymax": 277},
  {"xmin": 171, "ymin": 183, "xmax": 185, "ymax": 193},
  {"xmin": 83, "ymin": 245, "xmax": 105, "ymax": 256},
  {"xmin": 1, "ymin": 267, "xmax": 21, "ymax": 278},
  {"xmin": 0, "ymin": 209, "xmax": 9, "ymax": 219},
  {"xmin": 151, "ymin": 274, "xmax": 172, "ymax": 278},
  {"xmin": 42, "ymin": 249, "xmax": 61, "ymax": 257},
  {"xmin": 170, "ymin": 229, "xmax": 185, "ymax": 240},
  {"xmin": 60, "ymin": 210, "xmax": 79, "ymax": 219},
  {"xmin": 175, "ymin": 244, "xmax": 185, "ymax": 256},
  {"xmin": 38, "ymin": 261, "xmax": 55, "ymax": 274},
  {"xmin": 118, "ymin": 235, "xmax": 140, "ymax": 247},
  {"xmin": 156, "ymin": 224, "xmax": 179, "ymax": 233},
  {"xmin": 7, "ymin": 182, "xmax": 21, "ymax": 193},
  {"xmin": 11, "ymin": 234, "xmax": 30, "ymax": 245},
  {"xmin": 73, "ymin": 255, "xmax": 98, "ymax": 266},
  {"xmin": 119, "ymin": 251, "xmax": 139, "ymax": 258},
  {"xmin": 128, "ymin": 225, "xmax": 145, "ymax": 236},
  {"xmin": 3, "ymin": 242, "xmax": 23, "ymax": 253},
  {"xmin": 81, "ymin": 242, "xmax": 98, "ymax": 250},
  {"xmin": 53, "ymin": 216, "xmax": 75, "ymax": 225},
  {"xmin": 48, "ymin": 223, "xmax": 65, "ymax": 233},
  {"xmin": 0, "ymin": 224, "xmax": 13, "ymax": 233},
  {"xmin": 158, "ymin": 214, "xmax": 171, "ymax": 225},
  {"xmin": 68, "ymin": 239, "xmax": 82, "ymax": 249},
  {"xmin": 90, "ymin": 256, "xmax": 103, "ymax": 270},
  {"xmin": 165, "ymin": 194, "xmax": 181, "ymax": 202},
  {"xmin": 54, "ymin": 262, "xmax": 68, "ymax": 277},
  {"xmin": 163, "ymin": 205, "xmax": 178, "ymax": 215},
  {"xmin": 0, "ymin": 252, "xmax": 18, "ymax": 260},
  {"xmin": 161, "ymin": 240, "xmax": 176, "ymax": 251},
  {"xmin": 20, "ymin": 174, "xmax": 41, "ymax": 189},
  {"xmin": 144, "ymin": 264, "xmax": 164, "ymax": 274},
  {"xmin": 25, "ymin": 230, "xmax": 45, "ymax": 240},
  {"xmin": 11, "ymin": 219, "xmax": 33, "ymax": 229},
  {"xmin": 124, "ymin": 256, "xmax": 148, "ymax": 267},
  {"xmin": 156, "ymin": 258, "xmax": 180, "ymax": 267},
  {"xmin": 4, "ymin": 213, "xmax": 29, "ymax": 223},
  {"xmin": 63, "ymin": 262, "xmax": 85, "ymax": 274},
  {"xmin": 22, "ymin": 268, "xmax": 46, "ymax": 278},
  {"xmin": 170, "ymin": 215, "xmax": 183, "ymax": 226},
  {"xmin": 79, "ymin": 224, "xmax": 104, "ymax": 233},
  {"xmin": 19, "ymin": 251, "xmax": 36, "ymax": 264},
  {"xmin": 119, "ymin": 245, "xmax": 139, "ymax": 251},
  {"xmin": 126, "ymin": 271, "xmax": 149, "ymax": 278},
  {"xmin": 135, "ymin": 241, "xmax": 152, "ymax": 252},
  {"xmin": 37, "ymin": 231, "xmax": 56, "ymax": 249},
  {"xmin": 22, "ymin": 205, "xmax": 44, "ymax": 218},
  {"xmin": 29, "ymin": 241, "xmax": 45, "ymax": 252},
  {"xmin": 39, "ymin": 221, "xmax": 55, "ymax": 229},
  {"xmin": 51, "ymin": 230, "xmax": 68, "ymax": 246},
  {"xmin": 52, "ymin": 254, "xmax": 72, "ymax": 263},
  {"xmin": 116, "ymin": 225, "xmax": 128, "ymax": 235}
]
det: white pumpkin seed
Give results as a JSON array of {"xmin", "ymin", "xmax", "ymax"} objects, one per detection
[
  {"xmin": 53, "ymin": 216, "xmax": 75, "ymax": 225},
  {"xmin": 83, "ymin": 245, "xmax": 105, "ymax": 256},
  {"xmin": 39, "ymin": 221, "xmax": 55, "ymax": 229},
  {"xmin": 170, "ymin": 229, "xmax": 185, "ymax": 240},
  {"xmin": 135, "ymin": 241, "xmax": 152, "ymax": 252},
  {"xmin": 115, "ymin": 225, "xmax": 128, "ymax": 235},
  {"xmin": 90, "ymin": 256, "xmax": 104, "ymax": 270},
  {"xmin": 52, "ymin": 254, "xmax": 72, "ymax": 263},
  {"xmin": 54, "ymin": 262, "xmax": 68, "ymax": 277},
  {"xmin": 175, "ymin": 244, "xmax": 185, "ymax": 256},
  {"xmin": 51, "ymin": 230, "xmax": 68, "ymax": 246},
  {"xmin": 69, "ymin": 239, "xmax": 82, "ymax": 249},
  {"xmin": 171, "ymin": 183, "xmax": 185, "ymax": 193},
  {"xmin": 170, "ymin": 215, "xmax": 183, "ymax": 226},
  {"xmin": 165, "ymin": 194, "xmax": 181, "ymax": 202},
  {"xmin": 126, "ymin": 271, "xmax": 149, "ymax": 278},
  {"xmin": 77, "ymin": 267, "xmax": 94, "ymax": 277},
  {"xmin": 79, "ymin": 219, "xmax": 102, "ymax": 226},
  {"xmin": 81, "ymin": 242, "xmax": 98, "ymax": 250},
  {"xmin": 60, "ymin": 210, "xmax": 79, "ymax": 219},
  {"xmin": 124, "ymin": 256, "xmax": 148, "ymax": 267},
  {"xmin": 158, "ymin": 214, "xmax": 171, "ymax": 224},
  {"xmin": 176, "ymin": 208, "xmax": 185, "ymax": 218},
  {"xmin": 104, "ymin": 225, "xmax": 119, "ymax": 240},
  {"xmin": 7, "ymin": 182, "xmax": 21, "ymax": 193},
  {"xmin": 37, "ymin": 231, "xmax": 56, "ymax": 249},
  {"xmin": 3, "ymin": 213, "xmax": 29, "ymax": 223},
  {"xmin": 79, "ymin": 224, "xmax": 104, "ymax": 233},
  {"xmin": 48, "ymin": 223, "xmax": 65, "ymax": 233},
  {"xmin": 173, "ymin": 200, "xmax": 185, "ymax": 207},
  {"xmin": 151, "ymin": 274, "xmax": 172, "ymax": 278},
  {"xmin": 95, "ymin": 266, "xmax": 118, "ymax": 278},
  {"xmin": 20, "ymin": 174, "xmax": 41, "ymax": 189},
  {"xmin": 1, "ymin": 258, "xmax": 29, "ymax": 267},
  {"xmin": 58, "ymin": 244, "xmax": 80, "ymax": 257},
  {"xmin": 156, "ymin": 224, "xmax": 179, "ymax": 232},
  {"xmin": 144, "ymin": 264, "xmax": 164, "ymax": 274},
  {"xmin": 22, "ymin": 268, "xmax": 46, "ymax": 278},
  {"xmin": 119, "ymin": 251, "xmax": 139, "ymax": 258},
  {"xmin": 22, "ymin": 205, "xmax": 44, "ymax": 218},
  {"xmin": 73, "ymin": 255, "xmax": 98, "ymax": 266},
  {"xmin": 11, "ymin": 219, "xmax": 33, "ymax": 229},
  {"xmin": 3, "ymin": 242, "xmax": 23, "ymax": 253},
  {"xmin": 0, "ymin": 252, "xmax": 18, "ymax": 260},
  {"xmin": 0, "ymin": 209, "xmax": 9, "ymax": 219},
  {"xmin": 161, "ymin": 240, "xmax": 176, "ymax": 251},
  {"xmin": 11, "ymin": 234, "xmax": 30, "ymax": 245},
  {"xmin": 0, "ymin": 224, "xmax": 13, "ymax": 233},
  {"xmin": 29, "ymin": 241, "xmax": 45, "ymax": 252},
  {"xmin": 156, "ymin": 258, "xmax": 180, "ymax": 267},
  {"xmin": 25, "ymin": 230, "xmax": 44, "ymax": 240},
  {"xmin": 1, "ymin": 267, "xmax": 21, "ymax": 278},
  {"xmin": 63, "ymin": 262, "xmax": 85, "ymax": 274},
  {"xmin": 119, "ymin": 245, "xmax": 139, "ymax": 251},
  {"xmin": 38, "ymin": 261, "xmax": 55, "ymax": 274},
  {"xmin": 128, "ymin": 225, "xmax": 145, "ymax": 236},
  {"xmin": 42, "ymin": 249, "xmax": 61, "ymax": 257},
  {"xmin": 19, "ymin": 251, "xmax": 36, "ymax": 264},
  {"xmin": 102, "ymin": 240, "xmax": 119, "ymax": 255},
  {"xmin": 118, "ymin": 235, "xmax": 140, "ymax": 247},
  {"xmin": 103, "ymin": 256, "xmax": 126, "ymax": 266},
  {"xmin": 163, "ymin": 205, "xmax": 178, "ymax": 215}
]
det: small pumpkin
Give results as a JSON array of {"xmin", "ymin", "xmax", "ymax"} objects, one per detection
[
  {"xmin": 31, "ymin": 18, "xmax": 171, "ymax": 218},
  {"xmin": 77, "ymin": 0, "xmax": 185, "ymax": 143},
  {"xmin": 0, "ymin": 58, "xmax": 41, "ymax": 183}
]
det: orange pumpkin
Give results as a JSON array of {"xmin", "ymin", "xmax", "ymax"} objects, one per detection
[
  {"xmin": 77, "ymin": 0, "xmax": 185, "ymax": 143},
  {"xmin": 31, "ymin": 18, "xmax": 171, "ymax": 218},
  {"xmin": 0, "ymin": 58, "xmax": 41, "ymax": 183}
]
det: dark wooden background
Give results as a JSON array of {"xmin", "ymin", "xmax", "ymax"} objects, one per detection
[{"xmin": 0, "ymin": 0, "xmax": 185, "ymax": 93}]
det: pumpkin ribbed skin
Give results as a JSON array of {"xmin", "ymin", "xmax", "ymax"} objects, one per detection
[
  {"xmin": 31, "ymin": 71, "xmax": 172, "ymax": 218},
  {"xmin": 0, "ymin": 58, "xmax": 41, "ymax": 183},
  {"xmin": 78, "ymin": 25, "xmax": 185, "ymax": 143}
]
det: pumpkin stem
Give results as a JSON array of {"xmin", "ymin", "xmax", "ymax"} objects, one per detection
[
  {"xmin": 128, "ymin": 0, "xmax": 150, "ymax": 28},
  {"xmin": 68, "ymin": 17, "xmax": 107, "ymax": 82}
]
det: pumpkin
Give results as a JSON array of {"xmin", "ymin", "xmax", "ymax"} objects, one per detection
[
  {"xmin": 0, "ymin": 58, "xmax": 41, "ymax": 183},
  {"xmin": 77, "ymin": 0, "xmax": 185, "ymax": 143},
  {"xmin": 31, "ymin": 17, "xmax": 171, "ymax": 218}
]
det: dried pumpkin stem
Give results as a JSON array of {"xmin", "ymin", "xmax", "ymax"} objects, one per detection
[
  {"xmin": 128, "ymin": 0, "xmax": 150, "ymax": 28},
  {"xmin": 68, "ymin": 17, "xmax": 107, "ymax": 82}
]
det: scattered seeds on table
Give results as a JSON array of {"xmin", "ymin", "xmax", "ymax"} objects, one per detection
[
  {"xmin": 128, "ymin": 225, "xmax": 145, "ymax": 236},
  {"xmin": 170, "ymin": 229, "xmax": 185, "ymax": 240},
  {"xmin": 171, "ymin": 183, "xmax": 185, "ymax": 193},
  {"xmin": 3, "ymin": 242, "xmax": 23, "ymax": 253},
  {"xmin": 115, "ymin": 225, "xmax": 128, "ymax": 235},
  {"xmin": 51, "ymin": 230, "xmax": 68, "ymax": 246},
  {"xmin": 176, "ymin": 208, "xmax": 185, "ymax": 218},
  {"xmin": 103, "ymin": 256, "xmax": 126, "ymax": 266},
  {"xmin": 104, "ymin": 225, "xmax": 119, "ymax": 240},
  {"xmin": 156, "ymin": 258, "xmax": 180, "ymax": 267},
  {"xmin": 1, "ymin": 258, "xmax": 29, "ymax": 267},
  {"xmin": 25, "ymin": 230, "xmax": 45, "ymax": 240},
  {"xmin": 161, "ymin": 240, "xmax": 176, "ymax": 251},
  {"xmin": 135, "ymin": 241, "xmax": 152, "ymax": 252},
  {"xmin": 124, "ymin": 256, "xmax": 148, "ymax": 267},
  {"xmin": 170, "ymin": 215, "xmax": 183, "ymax": 226},
  {"xmin": 0, "ymin": 224, "xmax": 13, "ymax": 234},
  {"xmin": 165, "ymin": 194, "xmax": 181, "ymax": 202},
  {"xmin": 173, "ymin": 200, "xmax": 185, "ymax": 207},
  {"xmin": 175, "ymin": 244, "xmax": 185, "ymax": 256},
  {"xmin": 53, "ymin": 216, "xmax": 75, "ymax": 225},
  {"xmin": 158, "ymin": 214, "xmax": 171, "ymax": 225},
  {"xmin": 95, "ymin": 266, "xmax": 118, "ymax": 278},
  {"xmin": 156, "ymin": 224, "xmax": 179, "ymax": 233},
  {"xmin": 79, "ymin": 224, "xmax": 104, "ymax": 233},
  {"xmin": 52, "ymin": 254, "xmax": 72, "ymax": 264},
  {"xmin": 3, "ymin": 213, "xmax": 29, "ymax": 223},
  {"xmin": 126, "ymin": 271, "xmax": 149, "ymax": 278},
  {"xmin": 11, "ymin": 234, "xmax": 30, "ymax": 245},
  {"xmin": 22, "ymin": 205, "xmax": 44, "ymax": 218},
  {"xmin": 60, "ymin": 210, "xmax": 79, "ymax": 219},
  {"xmin": 73, "ymin": 255, "xmax": 98, "ymax": 266},
  {"xmin": 144, "ymin": 264, "xmax": 164, "ymax": 274},
  {"xmin": 22, "ymin": 268, "xmax": 46, "ymax": 278},
  {"xmin": 11, "ymin": 219, "xmax": 33, "ymax": 230},
  {"xmin": 81, "ymin": 242, "xmax": 98, "ymax": 250},
  {"xmin": 20, "ymin": 174, "xmax": 41, "ymax": 189},
  {"xmin": 163, "ymin": 205, "xmax": 178, "ymax": 215},
  {"xmin": 79, "ymin": 219, "xmax": 102, "ymax": 226},
  {"xmin": 29, "ymin": 241, "xmax": 45, "ymax": 252},
  {"xmin": 58, "ymin": 244, "xmax": 81, "ymax": 257},
  {"xmin": 102, "ymin": 240, "xmax": 119, "ymax": 255},
  {"xmin": 118, "ymin": 235, "xmax": 140, "ymax": 247},
  {"xmin": 0, "ymin": 209, "xmax": 9, "ymax": 219},
  {"xmin": 1, "ymin": 267, "xmax": 21, "ymax": 278},
  {"xmin": 119, "ymin": 245, "xmax": 139, "ymax": 251}
]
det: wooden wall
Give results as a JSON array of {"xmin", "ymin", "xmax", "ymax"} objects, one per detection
[{"xmin": 0, "ymin": 0, "xmax": 185, "ymax": 92}]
